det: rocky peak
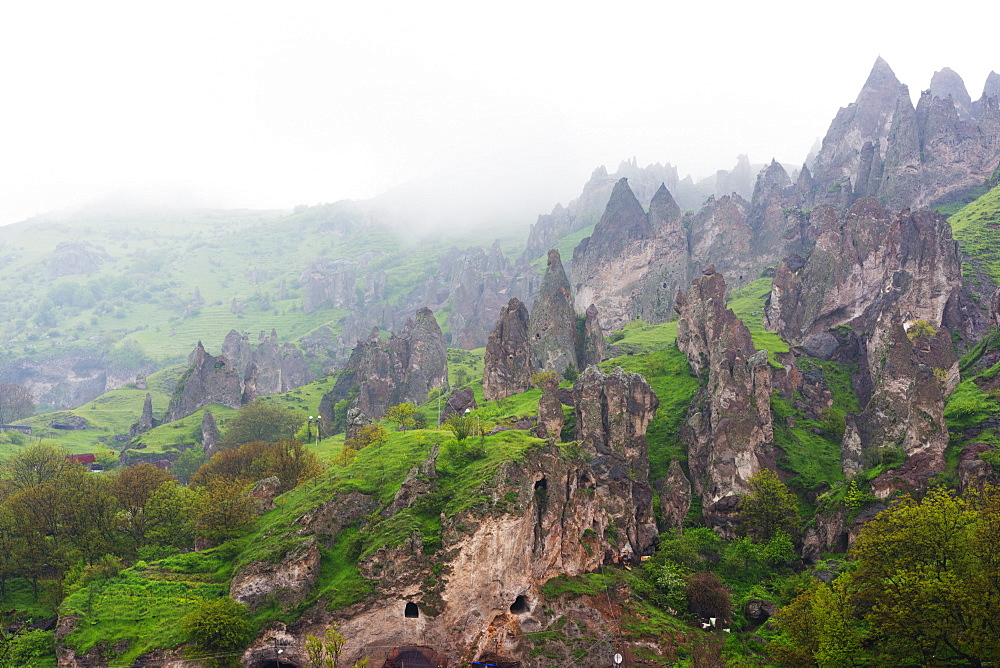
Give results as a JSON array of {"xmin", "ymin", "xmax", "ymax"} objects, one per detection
[
  {"xmin": 583, "ymin": 178, "xmax": 653, "ymax": 261},
  {"xmin": 483, "ymin": 297, "xmax": 534, "ymax": 401},
  {"xmin": 930, "ymin": 67, "xmax": 973, "ymax": 119},
  {"xmin": 648, "ymin": 183, "xmax": 681, "ymax": 234},
  {"xmin": 165, "ymin": 342, "xmax": 243, "ymax": 422},
  {"xmin": 528, "ymin": 250, "xmax": 579, "ymax": 375},
  {"xmin": 983, "ymin": 71, "xmax": 1000, "ymax": 101},
  {"xmin": 810, "ymin": 58, "xmax": 904, "ymax": 202},
  {"xmin": 716, "ymin": 154, "xmax": 754, "ymax": 200},
  {"xmin": 201, "ymin": 410, "xmax": 220, "ymax": 455}
]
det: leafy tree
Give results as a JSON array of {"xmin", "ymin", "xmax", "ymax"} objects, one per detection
[
  {"xmin": 685, "ymin": 571, "xmax": 732, "ymax": 623},
  {"xmin": 111, "ymin": 463, "xmax": 175, "ymax": 547},
  {"xmin": 0, "ymin": 383, "xmax": 33, "ymax": 424},
  {"xmin": 385, "ymin": 402, "xmax": 418, "ymax": 430},
  {"xmin": 346, "ymin": 424, "xmax": 387, "ymax": 451},
  {"xmin": 191, "ymin": 440, "xmax": 320, "ymax": 494},
  {"xmin": 444, "ymin": 414, "xmax": 477, "ymax": 441},
  {"xmin": 849, "ymin": 487, "xmax": 1000, "ymax": 666},
  {"xmin": 738, "ymin": 469, "xmax": 802, "ymax": 541},
  {"xmin": 220, "ymin": 401, "xmax": 304, "ymax": 449},
  {"xmin": 181, "ymin": 597, "xmax": 254, "ymax": 668},
  {"xmin": 562, "ymin": 363, "xmax": 579, "ymax": 382},
  {"xmin": 2, "ymin": 442, "xmax": 78, "ymax": 492},
  {"xmin": 194, "ymin": 479, "xmax": 256, "ymax": 544},
  {"xmin": 531, "ymin": 371, "xmax": 559, "ymax": 389},
  {"xmin": 142, "ymin": 483, "xmax": 197, "ymax": 548},
  {"xmin": 774, "ymin": 486, "xmax": 1000, "ymax": 667},
  {"xmin": 171, "ymin": 445, "xmax": 206, "ymax": 484},
  {"xmin": 306, "ymin": 624, "xmax": 347, "ymax": 668},
  {"xmin": 772, "ymin": 576, "xmax": 867, "ymax": 668}
]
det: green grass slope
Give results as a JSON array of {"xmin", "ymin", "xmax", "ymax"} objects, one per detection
[{"xmin": 946, "ymin": 183, "xmax": 1000, "ymax": 288}]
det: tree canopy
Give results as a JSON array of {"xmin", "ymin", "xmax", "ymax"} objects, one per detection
[{"xmin": 220, "ymin": 402, "xmax": 303, "ymax": 449}]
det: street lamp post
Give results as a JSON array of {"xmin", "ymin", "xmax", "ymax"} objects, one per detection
[{"xmin": 308, "ymin": 416, "xmax": 320, "ymax": 446}]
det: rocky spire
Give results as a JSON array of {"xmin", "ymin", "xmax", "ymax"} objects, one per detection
[
  {"xmin": 582, "ymin": 304, "xmax": 606, "ymax": 368},
  {"xmin": 983, "ymin": 71, "xmax": 1000, "ymax": 101},
  {"xmin": 930, "ymin": 67, "xmax": 973, "ymax": 119},
  {"xmin": 582, "ymin": 178, "xmax": 652, "ymax": 262},
  {"xmin": 647, "ymin": 183, "xmax": 681, "ymax": 234},
  {"xmin": 528, "ymin": 250, "xmax": 579, "ymax": 376},
  {"xmin": 810, "ymin": 57, "xmax": 904, "ymax": 201},
  {"xmin": 483, "ymin": 297, "xmax": 534, "ymax": 401},
  {"xmin": 201, "ymin": 410, "xmax": 220, "ymax": 455},
  {"xmin": 675, "ymin": 268, "xmax": 775, "ymax": 529},
  {"xmin": 879, "ymin": 87, "xmax": 922, "ymax": 209}
]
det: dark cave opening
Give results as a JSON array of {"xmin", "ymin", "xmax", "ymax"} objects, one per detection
[
  {"xmin": 534, "ymin": 477, "xmax": 547, "ymax": 491},
  {"xmin": 405, "ymin": 601, "xmax": 420, "ymax": 618},
  {"xmin": 510, "ymin": 595, "xmax": 530, "ymax": 614}
]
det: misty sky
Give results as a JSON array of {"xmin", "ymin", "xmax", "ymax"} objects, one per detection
[{"xmin": 1, "ymin": 0, "xmax": 997, "ymax": 228}]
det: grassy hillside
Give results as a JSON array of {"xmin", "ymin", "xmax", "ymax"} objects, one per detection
[{"xmin": 946, "ymin": 183, "xmax": 1000, "ymax": 288}]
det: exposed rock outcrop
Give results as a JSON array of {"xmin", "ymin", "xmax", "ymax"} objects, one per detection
[
  {"xmin": 164, "ymin": 342, "xmax": 243, "ymax": 422},
  {"xmin": 581, "ymin": 304, "xmax": 606, "ymax": 367},
  {"xmin": 230, "ymin": 537, "xmax": 321, "ymax": 611},
  {"xmin": 128, "ymin": 393, "xmax": 158, "ymax": 439},
  {"xmin": 164, "ymin": 330, "xmax": 313, "ymax": 423},
  {"xmin": 482, "ymin": 297, "xmax": 534, "ymax": 401},
  {"xmin": 201, "ymin": 410, "xmax": 219, "ymax": 455},
  {"xmin": 535, "ymin": 376, "xmax": 563, "ymax": 440},
  {"xmin": 675, "ymin": 269, "xmax": 775, "ymax": 530},
  {"xmin": 765, "ymin": 200, "xmax": 966, "ymax": 345},
  {"xmin": 528, "ymin": 250, "xmax": 580, "ymax": 375},
  {"xmin": 301, "ymin": 258, "xmax": 357, "ymax": 313},
  {"xmin": 765, "ymin": 198, "xmax": 965, "ymax": 494},
  {"xmin": 47, "ymin": 241, "xmax": 109, "ymax": 277},
  {"xmin": 322, "ymin": 308, "xmax": 448, "ymax": 424}
]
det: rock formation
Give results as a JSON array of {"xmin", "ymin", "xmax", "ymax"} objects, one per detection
[
  {"xmin": 301, "ymin": 258, "xmax": 357, "ymax": 313},
  {"xmin": 164, "ymin": 342, "xmax": 243, "ymax": 422},
  {"xmin": 581, "ymin": 304, "xmax": 606, "ymax": 367},
  {"xmin": 675, "ymin": 268, "xmax": 775, "ymax": 529},
  {"xmin": 534, "ymin": 375, "xmax": 563, "ymax": 440},
  {"xmin": 164, "ymin": 331, "xmax": 313, "ymax": 423},
  {"xmin": 528, "ymin": 250, "xmax": 580, "ymax": 376},
  {"xmin": 128, "ymin": 393, "xmax": 158, "ymax": 439},
  {"xmin": 201, "ymin": 410, "xmax": 220, "ymax": 455},
  {"xmin": 572, "ymin": 180, "xmax": 691, "ymax": 329},
  {"xmin": 322, "ymin": 308, "xmax": 448, "ymax": 423},
  {"xmin": 765, "ymin": 198, "xmax": 966, "ymax": 494},
  {"xmin": 482, "ymin": 297, "xmax": 534, "ymax": 401},
  {"xmin": 809, "ymin": 58, "xmax": 1000, "ymax": 209},
  {"xmin": 765, "ymin": 199, "xmax": 967, "ymax": 346}
]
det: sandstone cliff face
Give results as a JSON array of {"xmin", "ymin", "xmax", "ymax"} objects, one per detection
[
  {"xmin": 675, "ymin": 269, "xmax": 775, "ymax": 528},
  {"xmin": 528, "ymin": 250, "xmax": 580, "ymax": 375},
  {"xmin": 482, "ymin": 298, "xmax": 534, "ymax": 401},
  {"xmin": 323, "ymin": 308, "xmax": 448, "ymax": 423},
  {"xmin": 572, "ymin": 181, "xmax": 691, "ymax": 329}
]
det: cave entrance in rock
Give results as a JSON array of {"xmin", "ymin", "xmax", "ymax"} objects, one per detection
[
  {"xmin": 405, "ymin": 602, "xmax": 419, "ymax": 618},
  {"xmin": 510, "ymin": 595, "xmax": 529, "ymax": 614},
  {"xmin": 534, "ymin": 477, "xmax": 547, "ymax": 491}
]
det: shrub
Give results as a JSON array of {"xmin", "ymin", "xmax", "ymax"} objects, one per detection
[{"xmin": 181, "ymin": 597, "xmax": 254, "ymax": 668}]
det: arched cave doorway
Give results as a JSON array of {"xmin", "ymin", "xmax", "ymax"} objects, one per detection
[
  {"xmin": 510, "ymin": 595, "xmax": 530, "ymax": 614},
  {"xmin": 405, "ymin": 601, "xmax": 420, "ymax": 618},
  {"xmin": 534, "ymin": 477, "xmax": 547, "ymax": 491}
]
